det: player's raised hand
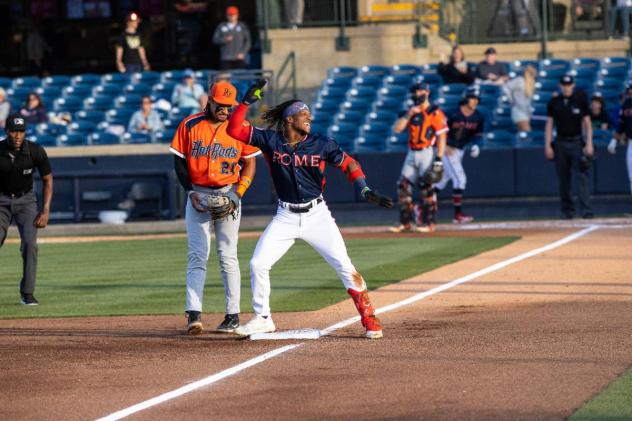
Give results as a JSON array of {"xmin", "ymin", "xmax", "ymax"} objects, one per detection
[
  {"xmin": 361, "ymin": 187, "xmax": 393, "ymax": 208},
  {"xmin": 243, "ymin": 79, "xmax": 267, "ymax": 105}
]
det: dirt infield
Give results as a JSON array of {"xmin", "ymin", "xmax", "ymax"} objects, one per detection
[{"xmin": 1, "ymin": 222, "xmax": 631, "ymax": 420}]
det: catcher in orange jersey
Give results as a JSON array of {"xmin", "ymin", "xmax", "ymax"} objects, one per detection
[
  {"xmin": 390, "ymin": 82, "xmax": 448, "ymax": 233},
  {"xmin": 170, "ymin": 81, "xmax": 261, "ymax": 335}
]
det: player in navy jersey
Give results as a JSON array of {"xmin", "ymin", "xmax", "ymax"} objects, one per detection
[
  {"xmin": 227, "ymin": 81, "xmax": 393, "ymax": 339},
  {"xmin": 434, "ymin": 87, "xmax": 485, "ymax": 223}
]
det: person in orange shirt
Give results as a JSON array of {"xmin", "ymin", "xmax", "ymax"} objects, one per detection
[
  {"xmin": 391, "ymin": 82, "xmax": 448, "ymax": 233},
  {"xmin": 170, "ymin": 81, "xmax": 261, "ymax": 335}
]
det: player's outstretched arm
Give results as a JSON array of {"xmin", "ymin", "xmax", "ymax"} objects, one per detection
[
  {"xmin": 339, "ymin": 154, "xmax": 393, "ymax": 208},
  {"xmin": 227, "ymin": 79, "xmax": 267, "ymax": 142}
]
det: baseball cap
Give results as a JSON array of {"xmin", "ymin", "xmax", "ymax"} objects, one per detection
[
  {"xmin": 484, "ymin": 47, "xmax": 497, "ymax": 55},
  {"xmin": 5, "ymin": 114, "xmax": 26, "ymax": 131},
  {"xmin": 183, "ymin": 69, "xmax": 194, "ymax": 79},
  {"xmin": 560, "ymin": 74, "xmax": 575, "ymax": 85},
  {"xmin": 209, "ymin": 81, "xmax": 238, "ymax": 106},
  {"xmin": 410, "ymin": 82, "xmax": 430, "ymax": 93},
  {"xmin": 226, "ymin": 6, "xmax": 239, "ymax": 16}
]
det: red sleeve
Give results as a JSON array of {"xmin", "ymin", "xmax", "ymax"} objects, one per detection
[
  {"xmin": 339, "ymin": 153, "xmax": 366, "ymax": 183},
  {"xmin": 227, "ymin": 103, "xmax": 252, "ymax": 143}
]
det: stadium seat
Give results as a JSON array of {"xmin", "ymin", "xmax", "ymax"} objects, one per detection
[
  {"xmin": 169, "ymin": 106, "xmax": 197, "ymax": 119},
  {"xmin": 540, "ymin": 58, "xmax": 570, "ymax": 71},
  {"xmin": 491, "ymin": 113, "xmax": 515, "ymax": 132},
  {"xmin": 317, "ymin": 87, "xmax": 347, "ymax": 102},
  {"xmin": 321, "ymin": 76, "xmax": 353, "ymax": 89},
  {"xmin": 572, "ymin": 58, "xmax": 600, "ymax": 70},
  {"xmin": 115, "ymin": 94, "xmax": 143, "ymax": 107},
  {"xmin": 592, "ymin": 129, "xmax": 613, "ymax": 144},
  {"xmin": 599, "ymin": 67, "xmax": 628, "ymax": 78},
  {"xmin": 530, "ymin": 117, "xmax": 547, "ymax": 131},
  {"xmin": 6, "ymin": 87, "xmax": 31, "ymax": 103},
  {"xmin": 340, "ymin": 99, "xmax": 372, "ymax": 113},
  {"xmin": 53, "ymin": 97, "xmax": 82, "ymax": 112},
  {"xmin": 105, "ymin": 108, "xmax": 135, "ymax": 125},
  {"xmin": 101, "ymin": 73, "xmax": 131, "ymax": 84},
  {"xmin": 357, "ymin": 65, "xmax": 390, "ymax": 77},
  {"xmin": 440, "ymin": 83, "xmax": 467, "ymax": 96},
  {"xmin": 327, "ymin": 66, "xmax": 357, "ymax": 78},
  {"xmin": 383, "ymin": 74, "xmax": 413, "ymax": 87},
  {"xmin": 601, "ymin": 57, "xmax": 629, "ymax": 69},
  {"xmin": 88, "ymin": 132, "xmax": 120, "ymax": 145},
  {"xmin": 594, "ymin": 89, "xmax": 621, "ymax": 103},
  {"xmin": 71, "ymin": 74, "xmax": 100, "ymax": 86},
  {"xmin": 351, "ymin": 75, "xmax": 384, "ymax": 88},
  {"xmin": 595, "ymin": 78, "xmax": 624, "ymax": 90},
  {"xmin": 30, "ymin": 134, "xmax": 57, "ymax": 147},
  {"xmin": 435, "ymin": 95, "xmax": 461, "ymax": 111},
  {"xmin": 162, "ymin": 119, "xmax": 179, "ymax": 130},
  {"xmin": 67, "ymin": 121, "xmax": 97, "ymax": 135},
  {"xmin": 153, "ymin": 129, "xmax": 176, "ymax": 143},
  {"xmin": 194, "ymin": 69, "xmax": 210, "ymax": 80},
  {"xmin": 124, "ymin": 83, "xmax": 152, "ymax": 96},
  {"xmin": 328, "ymin": 122, "xmax": 359, "ymax": 140},
  {"xmin": 160, "ymin": 70, "xmax": 185, "ymax": 83},
  {"xmin": 74, "ymin": 110, "xmax": 105, "ymax": 123},
  {"xmin": 57, "ymin": 133, "xmax": 87, "ymax": 146},
  {"xmin": 386, "ymin": 132, "xmax": 408, "ymax": 152},
  {"xmin": 94, "ymin": 83, "xmax": 125, "ymax": 96},
  {"xmin": 333, "ymin": 110, "xmax": 364, "ymax": 125},
  {"xmin": 354, "ymin": 134, "xmax": 386, "ymax": 152},
  {"xmin": 42, "ymin": 75, "xmax": 71, "ymax": 88},
  {"xmin": 477, "ymin": 84, "xmax": 502, "ymax": 96},
  {"xmin": 415, "ymin": 73, "xmax": 442, "ymax": 85},
  {"xmin": 63, "ymin": 85, "xmax": 92, "ymax": 97},
  {"xmin": 515, "ymin": 130, "xmax": 544, "ymax": 147},
  {"xmin": 532, "ymin": 91, "xmax": 555, "ymax": 104},
  {"xmin": 0, "ymin": 77, "xmax": 11, "ymax": 88},
  {"xmin": 84, "ymin": 95, "xmax": 115, "ymax": 111},
  {"xmin": 312, "ymin": 100, "xmax": 340, "ymax": 115},
  {"xmin": 485, "ymin": 130, "xmax": 515, "ymax": 145},
  {"xmin": 377, "ymin": 85, "xmax": 408, "ymax": 100},
  {"xmin": 511, "ymin": 60, "xmax": 540, "ymax": 73},
  {"xmin": 123, "ymin": 132, "xmax": 152, "ymax": 144},
  {"xmin": 421, "ymin": 63, "xmax": 438, "ymax": 74},
  {"xmin": 360, "ymin": 122, "xmax": 390, "ymax": 137},
  {"xmin": 535, "ymin": 80, "xmax": 559, "ymax": 92},
  {"xmin": 538, "ymin": 68, "xmax": 568, "ymax": 80},
  {"xmin": 12, "ymin": 77, "xmax": 40, "ymax": 89},
  {"xmin": 132, "ymin": 71, "xmax": 161, "ymax": 85},
  {"xmin": 346, "ymin": 87, "xmax": 376, "ymax": 101},
  {"xmin": 569, "ymin": 67, "xmax": 597, "ymax": 79},
  {"xmin": 371, "ymin": 98, "xmax": 406, "ymax": 113},
  {"xmin": 365, "ymin": 110, "xmax": 398, "ymax": 125},
  {"xmin": 390, "ymin": 64, "xmax": 419, "ymax": 75},
  {"xmin": 35, "ymin": 85, "xmax": 62, "ymax": 97},
  {"xmin": 36, "ymin": 122, "xmax": 66, "ymax": 136}
]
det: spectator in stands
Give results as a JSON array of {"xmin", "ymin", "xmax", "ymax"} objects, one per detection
[
  {"xmin": 284, "ymin": 0, "xmax": 304, "ymax": 29},
  {"xmin": 589, "ymin": 95, "xmax": 610, "ymax": 130},
  {"xmin": 437, "ymin": 45, "xmax": 475, "ymax": 85},
  {"xmin": 128, "ymin": 96, "xmax": 164, "ymax": 134},
  {"xmin": 115, "ymin": 12, "xmax": 151, "ymax": 74},
  {"xmin": 503, "ymin": 65, "xmax": 537, "ymax": 132},
  {"xmin": 0, "ymin": 88, "xmax": 10, "ymax": 129},
  {"xmin": 608, "ymin": 0, "xmax": 632, "ymax": 39},
  {"xmin": 171, "ymin": 69, "xmax": 205, "ymax": 109},
  {"xmin": 212, "ymin": 6, "xmax": 251, "ymax": 70},
  {"xmin": 476, "ymin": 47, "xmax": 509, "ymax": 84},
  {"xmin": 19, "ymin": 93, "xmax": 47, "ymax": 125}
]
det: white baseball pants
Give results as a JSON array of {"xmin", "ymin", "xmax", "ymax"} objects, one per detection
[
  {"xmin": 185, "ymin": 186, "xmax": 242, "ymax": 314},
  {"xmin": 249, "ymin": 200, "xmax": 366, "ymax": 317},
  {"xmin": 400, "ymin": 148, "xmax": 435, "ymax": 186},
  {"xmin": 436, "ymin": 147, "xmax": 467, "ymax": 190}
]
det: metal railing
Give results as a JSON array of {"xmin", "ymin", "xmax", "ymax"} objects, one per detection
[{"xmin": 275, "ymin": 51, "xmax": 297, "ymax": 103}]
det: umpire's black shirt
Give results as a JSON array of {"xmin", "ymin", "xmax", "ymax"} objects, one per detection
[
  {"xmin": 0, "ymin": 139, "xmax": 52, "ymax": 195},
  {"xmin": 547, "ymin": 93, "xmax": 589, "ymax": 138}
]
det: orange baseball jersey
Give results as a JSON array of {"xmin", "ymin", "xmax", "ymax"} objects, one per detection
[
  {"xmin": 169, "ymin": 112, "xmax": 261, "ymax": 187},
  {"xmin": 406, "ymin": 104, "xmax": 449, "ymax": 150}
]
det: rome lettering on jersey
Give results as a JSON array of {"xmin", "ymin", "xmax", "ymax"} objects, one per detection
[
  {"xmin": 401, "ymin": 105, "xmax": 449, "ymax": 150},
  {"xmin": 617, "ymin": 97, "xmax": 632, "ymax": 139},
  {"xmin": 446, "ymin": 108, "xmax": 485, "ymax": 149},
  {"xmin": 249, "ymin": 128, "xmax": 344, "ymax": 203},
  {"xmin": 170, "ymin": 112, "xmax": 261, "ymax": 186}
]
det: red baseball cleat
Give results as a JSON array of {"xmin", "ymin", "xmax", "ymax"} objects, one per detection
[
  {"xmin": 453, "ymin": 212, "xmax": 474, "ymax": 224},
  {"xmin": 347, "ymin": 288, "xmax": 383, "ymax": 339}
]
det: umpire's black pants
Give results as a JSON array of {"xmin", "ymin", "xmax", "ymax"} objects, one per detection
[
  {"xmin": 553, "ymin": 140, "xmax": 592, "ymax": 217},
  {"xmin": 0, "ymin": 191, "xmax": 39, "ymax": 294}
]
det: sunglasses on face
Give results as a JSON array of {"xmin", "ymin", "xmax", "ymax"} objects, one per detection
[{"xmin": 212, "ymin": 103, "xmax": 233, "ymax": 110}]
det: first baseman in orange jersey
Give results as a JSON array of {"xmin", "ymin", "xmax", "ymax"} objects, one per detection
[
  {"xmin": 170, "ymin": 81, "xmax": 261, "ymax": 335},
  {"xmin": 391, "ymin": 82, "xmax": 448, "ymax": 233}
]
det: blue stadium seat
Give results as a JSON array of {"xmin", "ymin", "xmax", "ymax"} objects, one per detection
[
  {"xmin": 601, "ymin": 57, "xmax": 629, "ymax": 69},
  {"xmin": 386, "ymin": 132, "xmax": 408, "ymax": 152},
  {"xmin": 334, "ymin": 110, "xmax": 364, "ymax": 125},
  {"xmin": 42, "ymin": 75, "xmax": 71, "ymax": 88},
  {"xmin": 94, "ymin": 83, "xmax": 125, "ymax": 96},
  {"xmin": 354, "ymin": 134, "xmax": 386, "ymax": 152},
  {"xmin": 163, "ymin": 119, "xmax": 179, "ymax": 130},
  {"xmin": 123, "ymin": 132, "xmax": 152, "ymax": 144},
  {"xmin": 63, "ymin": 85, "xmax": 92, "ymax": 97},
  {"xmin": 592, "ymin": 128, "xmax": 613, "ymax": 144},
  {"xmin": 535, "ymin": 79, "xmax": 559, "ymax": 91},
  {"xmin": 84, "ymin": 95, "xmax": 116, "ymax": 111},
  {"xmin": 599, "ymin": 67, "xmax": 628, "ymax": 78},
  {"xmin": 340, "ymin": 99, "xmax": 372, "ymax": 113},
  {"xmin": 377, "ymin": 85, "xmax": 408, "ymax": 100},
  {"xmin": 435, "ymin": 95, "xmax": 462, "ymax": 110},
  {"xmin": 327, "ymin": 66, "xmax": 357, "ymax": 78},
  {"xmin": 351, "ymin": 75, "xmax": 383, "ymax": 88},
  {"xmin": 531, "ymin": 103, "xmax": 547, "ymax": 116},
  {"xmin": 35, "ymin": 86, "xmax": 62, "ymax": 98},
  {"xmin": 540, "ymin": 58, "xmax": 570, "ymax": 71},
  {"xmin": 515, "ymin": 130, "xmax": 544, "ymax": 147},
  {"xmin": 346, "ymin": 87, "xmax": 376, "ymax": 101},
  {"xmin": 317, "ymin": 87, "xmax": 347, "ymax": 102},
  {"xmin": 74, "ymin": 110, "xmax": 105, "ymax": 123},
  {"xmin": 595, "ymin": 78, "xmax": 624, "ymax": 90},
  {"xmin": 67, "ymin": 121, "xmax": 97, "ymax": 135},
  {"xmin": 160, "ymin": 70, "xmax": 185, "ymax": 83},
  {"xmin": 132, "ymin": 71, "xmax": 161, "ymax": 85},
  {"xmin": 312, "ymin": 100, "xmax": 340, "ymax": 115},
  {"xmin": 440, "ymin": 83, "xmax": 467, "ymax": 96},
  {"xmin": 115, "ymin": 94, "xmax": 143, "ymax": 107},
  {"xmin": 310, "ymin": 123, "xmax": 329, "ymax": 135},
  {"xmin": 511, "ymin": 60, "xmax": 540, "ymax": 72},
  {"xmin": 390, "ymin": 64, "xmax": 419, "ymax": 75},
  {"xmin": 57, "ymin": 133, "xmax": 87, "ymax": 146},
  {"xmin": 421, "ymin": 63, "xmax": 438, "ymax": 74},
  {"xmin": 572, "ymin": 58, "xmax": 600, "ymax": 70},
  {"xmin": 169, "ymin": 106, "xmax": 197, "ymax": 119},
  {"xmin": 101, "ymin": 73, "xmax": 131, "ymax": 84},
  {"xmin": 153, "ymin": 129, "xmax": 176, "ymax": 143},
  {"xmin": 71, "ymin": 74, "xmax": 100, "ymax": 86},
  {"xmin": 321, "ymin": 76, "xmax": 353, "ymax": 89},
  {"xmin": 327, "ymin": 122, "xmax": 359, "ymax": 140},
  {"xmin": 383, "ymin": 74, "xmax": 413, "ymax": 87},
  {"xmin": 491, "ymin": 114, "xmax": 514, "ymax": 132},
  {"xmin": 36, "ymin": 122, "xmax": 66, "ymax": 136},
  {"xmin": 30, "ymin": 134, "xmax": 57, "ymax": 147},
  {"xmin": 53, "ymin": 97, "xmax": 82, "ymax": 112},
  {"xmin": 6, "ymin": 87, "xmax": 31, "ymax": 103},
  {"xmin": 88, "ymin": 132, "xmax": 121, "ymax": 145},
  {"xmin": 569, "ymin": 67, "xmax": 597, "ymax": 79},
  {"xmin": 106, "ymin": 108, "xmax": 135, "ymax": 125},
  {"xmin": 357, "ymin": 65, "xmax": 389, "ymax": 77},
  {"xmin": 485, "ymin": 130, "xmax": 515, "ymax": 145},
  {"xmin": 124, "ymin": 83, "xmax": 152, "ymax": 96},
  {"xmin": 194, "ymin": 70, "xmax": 210, "ymax": 80},
  {"xmin": 12, "ymin": 77, "xmax": 41, "ymax": 89},
  {"xmin": 530, "ymin": 117, "xmax": 547, "ymax": 131},
  {"xmin": 360, "ymin": 122, "xmax": 390, "ymax": 137},
  {"xmin": 532, "ymin": 91, "xmax": 555, "ymax": 104},
  {"xmin": 538, "ymin": 68, "xmax": 568, "ymax": 80},
  {"xmin": 365, "ymin": 110, "xmax": 398, "ymax": 125},
  {"xmin": 478, "ymin": 84, "xmax": 502, "ymax": 96},
  {"xmin": 372, "ymin": 98, "xmax": 405, "ymax": 113},
  {"xmin": 0, "ymin": 77, "xmax": 11, "ymax": 88},
  {"xmin": 575, "ymin": 78, "xmax": 594, "ymax": 93},
  {"xmin": 594, "ymin": 89, "xmax": 620, "ymax": 103},
  {"xmin": 416, "ymin": 73, "xmax": 442, "ymax": 85}
]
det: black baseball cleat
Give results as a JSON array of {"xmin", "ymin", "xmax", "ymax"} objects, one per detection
[
  {"xmin": 186, "ymin": 311, "xmax": 203, "ymax": 335},
  {"xmin": 216, "ymin": 313, "xmax": 240, "ymax": 333},
  {"xmin": 20, "ymin": 293, "xmax": 39, "ymax": 306}
]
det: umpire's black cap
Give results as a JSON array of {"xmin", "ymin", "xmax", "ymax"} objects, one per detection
[
  {"xmin": 560, "ymin": 74, "xmax": 575, "ymax": 85},
  {"xmin": 5, "ymin": 114, "xmax": 26, "ymax": 131}
]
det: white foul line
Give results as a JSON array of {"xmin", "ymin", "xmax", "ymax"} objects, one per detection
[{"xmin": 96, "ymin": 225, "xmax": 599, "ymax": 421}]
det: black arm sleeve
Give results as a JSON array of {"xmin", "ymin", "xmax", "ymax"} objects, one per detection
[{"xmin": 174, "ymin": 155, "xmax": 193, "ymax": 191}]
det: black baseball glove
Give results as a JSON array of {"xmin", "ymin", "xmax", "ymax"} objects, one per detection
[
  {"xmin": 243, "ymin": 79, "xmax": 267, "ymax": 105},
  {"xmin": 422, "ymin": 158, "xmax": 444, "ymax": 185},
  {"xmin": 579, "ymin": 153, "xmax": 594, "ymax": 172},
  {"xmin": 361, "ymin": 187, "xmax": 393, "ymax": 208}
]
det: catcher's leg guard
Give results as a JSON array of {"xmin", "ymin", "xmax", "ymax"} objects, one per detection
[
  {"xmin": 347, "ymin": 288, "xmax": 383, "ymax": 339},
  {"xmin": 397, "ymin": 177, "xmax": 414, "ymax": 225},
  {"xmin": 420, "ymin": 185, "xmax": 437, "ymax": 226}
]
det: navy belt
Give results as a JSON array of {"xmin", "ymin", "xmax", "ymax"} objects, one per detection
[
  {"xmin": 280, "ymin": 198, "xmax": 323, "ymax": 213},
  {"xmin": 1, "ymin": 189, "xmax": 32, "ymax": 199}
]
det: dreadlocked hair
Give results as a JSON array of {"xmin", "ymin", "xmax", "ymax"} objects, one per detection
[{"xmin": 261, "ymin": 99, "xmax": 302, "ymax": 131}]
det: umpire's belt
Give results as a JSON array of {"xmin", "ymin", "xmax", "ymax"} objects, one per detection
[
  {"xmin": 556, "ymin": 135, "xmax": 582, "ymax": 142},
  {"xmin": 279, "ymin": 197, "xmax": 323, "ymax": 213},
  {"xmin": 0, "ymin": 189, "xmax": 32, "ymax": 199}
]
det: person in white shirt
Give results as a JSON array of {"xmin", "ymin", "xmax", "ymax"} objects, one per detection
[{"xmin": 171, "ymin": 70, "xmax": 205, "ymax": 110}]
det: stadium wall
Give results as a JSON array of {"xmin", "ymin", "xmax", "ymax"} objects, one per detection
[{"xmin": 263, "ymin": 24, "xmax": 630, "ymax": 89}]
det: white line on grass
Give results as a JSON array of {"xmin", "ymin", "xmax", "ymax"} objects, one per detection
[{"xmin": 96, "ymin": 225, "xmax": 599, "ymax": 421}]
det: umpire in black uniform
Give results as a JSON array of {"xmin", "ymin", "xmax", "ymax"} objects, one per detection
[
  {"xmin": 545, "ymin": 75, "xmax": 594, "ymax": 219},
  {"xmin": 0, "ymin": 115, "xmax": 53, "ymax": 305}
]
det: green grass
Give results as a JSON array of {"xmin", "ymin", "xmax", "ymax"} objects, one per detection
[
  {"xmin": 0, "ymin": 236, "xmax": 515, "ymax": 318},
  {"xmin": 571, "ymin": 368, "xmax": 632, "ymax": 421}
]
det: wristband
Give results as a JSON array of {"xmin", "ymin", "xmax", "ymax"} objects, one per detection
[{"xmin": 235, "ymin": 176, "xmax": 252, "ymax": 198}]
